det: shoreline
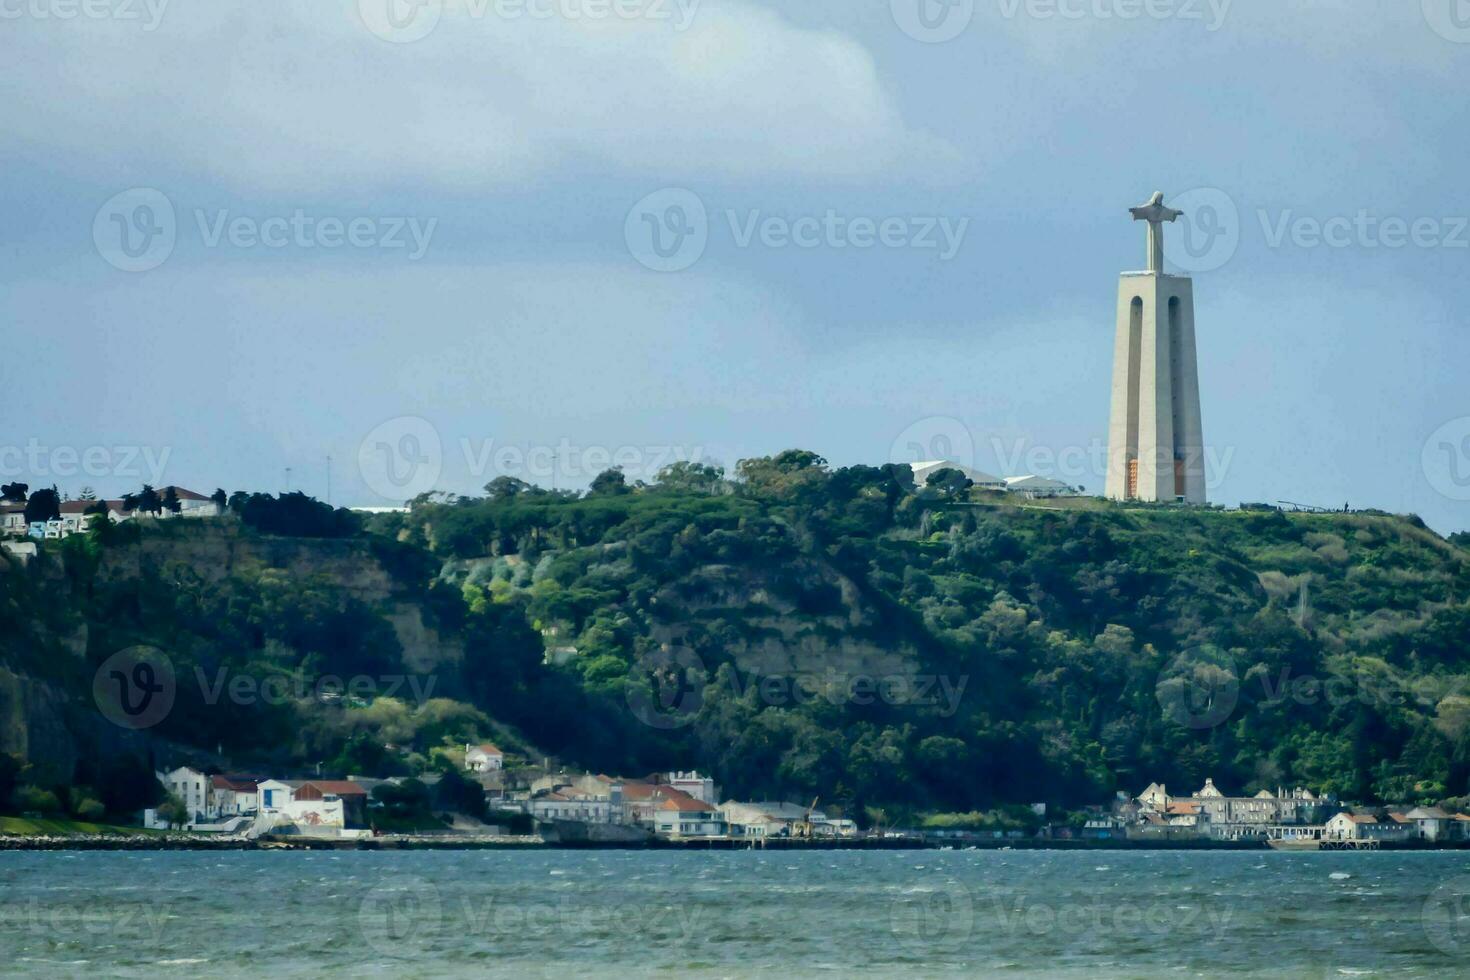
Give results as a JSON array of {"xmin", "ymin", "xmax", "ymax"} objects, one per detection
[{"xmin": 4, "ymin": 834, "xmax": 1470, "ymax": 852}]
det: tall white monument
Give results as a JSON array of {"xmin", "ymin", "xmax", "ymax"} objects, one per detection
[{"xmin": 1105, "ymin": 192, "xmax": 1206, "ymax": 504}]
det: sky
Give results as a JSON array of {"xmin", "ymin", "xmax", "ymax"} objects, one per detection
[{"xmin": 2, "ymin": 0, "xmax": 1468, "ymax": 533}]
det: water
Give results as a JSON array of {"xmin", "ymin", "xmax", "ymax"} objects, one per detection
[{"xmin": 3, "ymin": 849, "xmax": 1470, "ymax": 977}]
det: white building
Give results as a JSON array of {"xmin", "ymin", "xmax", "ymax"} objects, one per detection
[
  {"xmin": 161, "ymin": 767, "xmax": 212, "ymax": 823},
  {"xmin": 664, "ymin": 771, "xmax": 718, "ymax": 806},
  {"xmin": 256, "ymin": 779, "xmax": 348, "ymax": 831},
  {"xmin": 652, "ymin": 795, "xmax": 726, "ymax": 838},
  {"xmin": 1003, "ymin": 475, "xmax": 1075, "ymax": 499},
  {"xmin": 465, "ymin": 743, "xmax": 504, "ymax": 772},
  {"xmin": 909, "ymin": 461, "xmax": 1006, "ymax": 492},
  {"xmin": 210, "ymin": 775, "xmax": 259, "ymax": 817}
]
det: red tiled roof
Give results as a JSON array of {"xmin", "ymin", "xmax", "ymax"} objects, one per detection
[
  {"xmin": 299, "ymin": 780, "xmax": 368, "ymax": 797},
  {"xmin": 211, "ymin": 775, "xmax": 258, "ymax": 792},
  {"xmin": 470, "ymin": 743, "xmax": 502, "ymax": 755}
]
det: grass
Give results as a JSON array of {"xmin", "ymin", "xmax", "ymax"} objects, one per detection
[{"xmin": 0, "ymin": 815, "xmax": 159, "ymax": 836}]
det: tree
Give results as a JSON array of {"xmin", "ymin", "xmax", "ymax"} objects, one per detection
[
  {"xmin": 588, "ymin": 468, "xmax": 630, "ymax": 496},
  {"xmin": 156, "ymin": 793, "xmax": 189, "ymax": 829},
  {"xmin": 0, "ymin": 483, "xmax": 26, "ymax": 503},
  {"xmin": 23, "ymin": 487, "xmax": 60, "ymax": 524},
  {"xmin": 655, "ymin": 461, "xmax": 726, "ymax": 495},
  {"xmin": 162, "ymin": 486, "xmax": 182, "ymax": 515},
  {"xmin": 136, "ymin": 485, "xmax": 162, "ymax": 515},
  {"xmin": 484, "ymin": 476, "xmax": 534, "ymax": 500},
  {"xmin": 210, "ymin": 488, "xmax": 228, "ymax": 511},
  {"xmin": 78, "ymin": 486, "xmax": 97, "ymax": 501},
  {"xmin": 923, "ymin": 467, "xmax": 974, "ymax": 501}
]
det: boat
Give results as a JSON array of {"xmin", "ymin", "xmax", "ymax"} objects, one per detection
[{"xmin": 1267, "ymin": 838, "xmax": 1321, "ymax": 851}]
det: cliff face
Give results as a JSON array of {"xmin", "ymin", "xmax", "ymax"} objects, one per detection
[
  {"xmin": 3, "ymin": 495, "xmax": 1469, "ymax": 815},
  {"xmin": 0, "ymin": 521, "xmax": 471, "ymax": 784}
]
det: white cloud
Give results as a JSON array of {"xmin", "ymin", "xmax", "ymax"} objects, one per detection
[{"xmin": 0, "ymin": 0, "xmax": 957, "ymax": 192}]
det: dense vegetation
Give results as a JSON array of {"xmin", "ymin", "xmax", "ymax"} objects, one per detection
[{"xmin": 2, "ymin": 454, "xmax": 1468, "ymax": 825}]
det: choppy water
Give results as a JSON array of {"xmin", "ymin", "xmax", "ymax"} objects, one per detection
[{"xmin": 3, "ymin": 849, "xmax": 1470, "ymax": 977}]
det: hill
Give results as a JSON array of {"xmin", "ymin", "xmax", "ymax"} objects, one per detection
[{"xmin": 2, "ymin": 455, "xmax": 1468, "ymax": 824}]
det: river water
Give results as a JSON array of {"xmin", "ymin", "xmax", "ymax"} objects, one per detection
[{"xmin": 3, "ymin": 848, "xmax": 1470, "ymax": 977}]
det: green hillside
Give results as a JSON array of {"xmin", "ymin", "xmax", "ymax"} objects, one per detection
[{"xmin": 2, "ymin": 454, "xmax": 1468, "ymax": 824}]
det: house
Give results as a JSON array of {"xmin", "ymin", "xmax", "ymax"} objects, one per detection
[
  {"xmin": 1134, "ymin": 778, "xmax": 1322, "ymax": 839},
  {"xmin": 1405, "ymin": 806, "xmax": 1452, "ymax": 842},
  {"xmin": 719, "ymin": 801, "xmax": 828, "ymax": 838},
  {"xmin": 528, "ymin": 788, "xmax": 620, "ymax": 824},
  {"xmin": 160, "ymin": 767, "xmax": 212, "ymax": 823},
  {"xmin": 1004, "ymin": 475, "xmax": 1076, "ymax": 498},
  {"xmin": 465, "ymin": 743, "xmax": 504, "ymax": 773},
  {"xmin": 1326, "ymin": 812, "xmax": 1380, "ymax": 840},
  {"xmin": 256, "ymin": 779, "xmax": 365, "ymax": 831},
  {"xmin": 209, "ymin": 775, "xmax": 259, "ymax": 817},
  {"xmin": 1, "ymin": 502, "xmax": 28, "ymax": 537},
  {"xmin": 664, "ymin": 771, "xmax": 718, "ymax": 806},
  {"xmin": 909, "ymin": 461, "xmax": 1007, "ymax": 492},
  {"xmin": 652, "ymin": 791, "xmax": 726, "ymax": 838}
]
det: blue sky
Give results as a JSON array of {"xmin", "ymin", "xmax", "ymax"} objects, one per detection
[{"xmin": 2, "ymin": 0, "xmax": 1468, "ymax": 532}]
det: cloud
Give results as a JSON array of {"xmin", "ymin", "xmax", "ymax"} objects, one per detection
[{"xmin": 0, "ymin": 0, "xmax": 957, "ymax": 193}]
